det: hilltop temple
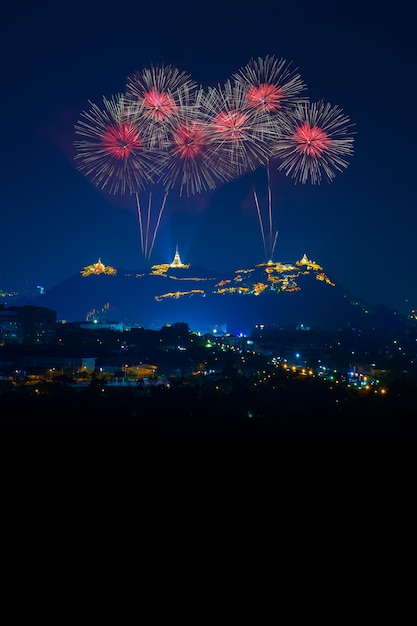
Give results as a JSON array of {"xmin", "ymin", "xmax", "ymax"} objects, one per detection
[
  {"xmin": 170, "ymin": 246, "xmax": 187, "ymax": 268},
  {"xmin": 81, "ymin": 258, "xmax": 117, "ymax": 277}
]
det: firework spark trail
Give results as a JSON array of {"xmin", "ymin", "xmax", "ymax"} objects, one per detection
[
  {"xmin": 252, "ymin": 162, "xmax": 279, "ymax": 262},
  {"xmin": 267, "ymin": 162, "xmax": 274, "ymax": 255},
  {"xmin": 272, "ymin": 100, "xmax": 355, "ymax": 184},
  {"xmin": 133, "ymin": 189, "xmax": 169, "ymax": 262},
  {"xmin": 147, "ymin": 192, "xmax": 168, "ymax": 260},
  {"xmin": 252, "ymin": 187, "xmax": 267, "ymax": 260},
  {"xmin": 145, "ymin": 192, "xmax": 152, "ymax": 259},
  {"xmin": 135, "ymin": 192, "xmax": 145, "ymax": 256}
]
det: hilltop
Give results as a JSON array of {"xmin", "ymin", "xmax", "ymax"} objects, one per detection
[{"xmin": 27, "ymin": 253, "xmax": 402, "ymax": 334}]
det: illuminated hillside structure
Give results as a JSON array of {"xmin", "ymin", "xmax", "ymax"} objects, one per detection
[
  {"xmin": 296, "ymin": 253, "xmax": 322, "ymax": 271},
  {"xmin": 211, "ymin": 253, "xmax": 335, "ymax": 297},
  {"xmin": 77, "ymin": 250, "xmax": 335, "ymax": 309},
  {"xmin": 81, "ymin": 258, "xmax": 117, "ymax": 277},
  {"xmin": 153, "ymin": 252, "xmax": 335, "ymax": 302},
  {"xmin": 170, "ymin": 246, "xmax": 187, "ymax": 268},
  {"xmin": 151, "ymin": 246, "xmax": 190, "ymax": 276}
]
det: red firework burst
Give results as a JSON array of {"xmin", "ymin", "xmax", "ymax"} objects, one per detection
[
  {"xmin": 160, "ymin": 117, "xmax": 231, "ymax": 196},
  {"xmin": 292, "ymin": 122, "xmax": 332, "ymax": 158},
  {"xmin": 272, "ymin": 100, "xmax": 355, "ymax": 184},
  {"xmin": 154, "ymin": 86, "xmax": 230, "ymax": 196},
  {"xmin": 125, "ymin": 63, "xmax": 198, "ymax": 148},
  {"xmin": 142, "ymin": 88, "xmax": 178, "ymax": 123},
  {"xmin": 101, "ymin": 120, "xmax": 143, "ymax": 160},
  {"xmin": 74, "ymin": 94, "xmax": 160, "ymax": 195},
  {"xmin": 246, "ymin": 83, "xmax": 284, "ymax": 113},
  {"xmin": 172, "ymin": 121, "xmax": 207, "ymax": 160},
  {"xmin": 200, "ymin": 79, "xmax": 279, "ymax": 179},
  {"xmin": 233, "ymin": 54, "xmax": 307, "ymax": 116},
  {"xmin": 211, "ymin": 110, "xmax": 250, "ymax": 142}
]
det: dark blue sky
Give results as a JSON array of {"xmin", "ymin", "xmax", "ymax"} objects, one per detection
[{"xmin": 1, "ymin": 1, "xmax": 415, "ymax": 315}]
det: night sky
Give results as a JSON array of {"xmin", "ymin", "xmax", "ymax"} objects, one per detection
[{"xmin": 1, "ymin": 1, "xmax": 415, "ymax": 315}]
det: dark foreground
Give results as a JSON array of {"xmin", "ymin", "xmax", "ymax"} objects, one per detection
[{"xmin": 1, "ymin": 386, "xmax": 417, "ymax": 439}]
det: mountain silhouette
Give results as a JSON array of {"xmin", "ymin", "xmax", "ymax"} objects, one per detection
[{"xmin": 29, "ymin": 255, "xmax": 403, "ymax": 334}]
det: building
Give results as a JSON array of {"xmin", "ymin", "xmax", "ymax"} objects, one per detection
[{"xmin": 0, "ymin": 304, "xmax": 56, "ymax": 345}]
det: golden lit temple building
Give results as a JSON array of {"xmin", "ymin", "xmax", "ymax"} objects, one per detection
[
  {"xmin": 81, "ymin": 258, "xmax": 117, "ymax": 277},
  {"xmin": 296, "ymin": 253, "xmax": 322, "ymax": 271}
]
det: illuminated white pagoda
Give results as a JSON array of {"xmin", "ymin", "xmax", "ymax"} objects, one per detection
[
  {"xmin": 170, "ymin": 246, "xmax": 187, "ymax": 268},
  {"xmin": 151, "ymin": 246, "xmax": 190, "ymax": 275}
]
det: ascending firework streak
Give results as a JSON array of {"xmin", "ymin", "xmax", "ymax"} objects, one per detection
[
  {"xmin": 232, "ymin": 55, "xmax": 308, "ymax": 262},
  {"xmin": 272, "ymin": 99, "xmax": 355, "ymax": 184},
  {"xmin": 252, "ymin": 165, "xmax": 279, "ymax": 262}
]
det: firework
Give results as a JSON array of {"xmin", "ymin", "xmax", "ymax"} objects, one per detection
[
  {"xmin": 74, "ymin": 93, "xmax": 161, "ymax": 195},
  {"xmin": 125, "ymin": 63, "xmax": 199, "ymax": 149},
  {"xmin": 156, "ymin": 87, "xmax": 232, "ymax": 196},
  {"xmin": 200, "ymin": 79, "xmax": 279, "ymax": 180},
  {"xmin": 233, "ymin": 54, "xmax": 307, "ymax": 119},
  {"xmin": 272, "ymin": 99, "xmax": 355, "ymax": 184}
]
